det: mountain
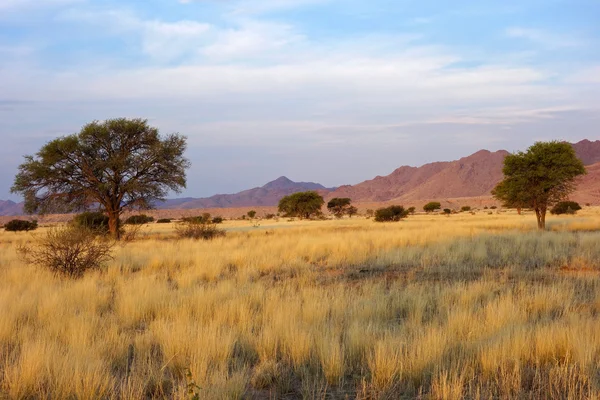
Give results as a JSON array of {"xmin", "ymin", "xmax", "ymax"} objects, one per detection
[
  {"xmin": 158, "ymin": 176, "xmax": 333, "ymax": 209},
  {"xmin": 0, "ymin": 200, "xmax": 23, "ymax": 216},
  {"xmin": 327, "ymin": 140, "xmax": 600, "ymax": 204}
]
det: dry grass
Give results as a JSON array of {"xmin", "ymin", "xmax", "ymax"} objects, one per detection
[{"xmin": 1, "ymin": 208, "xmax": 600, "ymax": 398}]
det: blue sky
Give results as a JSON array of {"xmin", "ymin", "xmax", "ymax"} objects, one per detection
[{"xmin": 1, "ymin": 0, "xmax": 599, "ymax": 200}]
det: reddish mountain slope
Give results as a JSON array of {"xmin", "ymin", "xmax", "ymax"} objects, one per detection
[
  {"xmin": 0, "ymin": 200, "xmax": 23, "ymax": 216},
  {"xmin": 572, "ymin": 140, "xmax": 600, "ymax": 166}
]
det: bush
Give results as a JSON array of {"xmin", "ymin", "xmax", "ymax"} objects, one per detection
[
  {"xmin": 176, "ymin": 221, "xmax": 225, "ymax": 240},
  {"xmin": 156, "ymin": 218, "xmax": 172, "ymax": 224},
  {"xmin": 72, "ymin": 212, "xmax": 110, "ymax": 235},
  {"xmin": 490, "ymin": 206, "xmax": 498, "ymax": 210},
  {"xmin": 212, "ymin": 217, "xmax": 224, "ymax": 224},
  {"xmin": 18, "ymin": 226, "xmax": 113, "ymax": 278},
  {"xmin": 4, "ymin": 219, "xmax": 38, "ymax": 232},
  {"xmin": 124, "ymin": 214, "xmax": 155, "ymax": 225},
  {"xmin": 407, "ymin": 207, "xmax": 416, "ymax": 214},
  {"xmin": 374, "ymin": 205, "xmax": 409, "ymax": 222},
  {"xmin": 247, "ymin": 210, "xmax": 257, "ymax": 219},
  {"xmin": 551, "ymin": 201, "xmax": 582, "ymax": 215},
  {"xmin": 461, "ymin": 206, "xmax": 471, "ymax": 212},
  {"xmin": 443, "ymin": 208, "xmax": 452, "ymax": 215},
  {"xmin": 423, "ymin": 202, "xmax": 441, "ymax": 212},
  {"xmin": 264, "ymin": 214, "xmax": 276, "ymax": 220}
]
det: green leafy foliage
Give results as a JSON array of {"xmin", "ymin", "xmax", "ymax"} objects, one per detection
[
  {"xmin": 156, "ymin": 218, "xmax": 172, "ymax": 224},
  {"xmin": 423, "ymin": 202, "xmax": 441, "ymax": 212},
  {"xmin": 461, "ymin": 206, "xmax": 471, "ymax": 212},
  {"xmin": 4, "ymin": 219, "xmax": 38, "ymax": 232},
  {"xmin": 374, "ymin": 205, "xmax": 409, "ymax": 222},
  {"xmin": 247, "ymin": 210, "xmax": 257, "ymax": 219},
  {"xmin": 278, "ymin": 191, "xmax": 324, "ymax": 219},
  {"xmin": 71, "ymin": 212, "xmax": 110, "ymax": 235},
  {"xmin": 124, "ymin": 214, "xmax": 155, "ymax": 225},
  {"xmin": 11, "ymin": 118, "xmax": 190, "ymax": 239},
  {"xmin": 327, "ymin": 197, "xmax": 352, "ymax": 218},
  {"xmin": 493, "ymin": 141, "xmax": 586, "ymax": 229},
  {"xmin": 443, "ymin": 208, "xmax": 452, "ymax": 215},
  {"xmin": 212, "ymin": 217, "xmax": 224, "ymax": 224},
  {"xmin": 550, "ymin": 201, "xmax": 582, "ymax": 215}
]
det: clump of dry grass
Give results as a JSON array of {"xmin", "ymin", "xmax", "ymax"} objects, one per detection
[{"xmin": 0, "ymin": 209, "xmax": 600, "ymax": 398}]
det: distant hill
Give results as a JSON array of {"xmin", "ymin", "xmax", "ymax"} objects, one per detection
[
  {"xmin": 0, "ymin": 200, "xmax": 23, "ymax": 216},
  {"xmin": 326, "ymin": 139, "xmax": 600, "ymax": 204},
  {"xmin": 2, "ymin": 140, "xmax": 600, "ymax": 216},
  {"xmin": 157, "ymin": 176, "xmax": 334, "ymax": 209}
]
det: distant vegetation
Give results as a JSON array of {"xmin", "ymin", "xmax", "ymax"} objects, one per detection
[
  {"xmin": 423, "ymin": 201, "xmax": 441, "ymax": 212},
  {"xmin": 374, "ymin": 205, "xmax": 409, "ymax": 222},
  {"xmin": 327, "ymin": 197, "xmax": 354, "ymax": 218},
  {"xmin": 278, "ymin": 191, "xmax": 324, "ymax": 219},
  {"xmin": 551, "ymin": 201, "xmax": 582, "ymax": 215},
  {"xmin": 71, "ymin": 212, "xmax": 110, "ymax": 235},
  {"xmin": 3, "ymin": 219, "xmax": 37, "ymax": 232},
  {"xmin": 124, "ymin": 214, "xmax": 154, "ymax": 225}
]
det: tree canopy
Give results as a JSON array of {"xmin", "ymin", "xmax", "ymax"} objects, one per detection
[
  {"xmin": 327, "ymin": 197, "xmax": 352, "ymax": 218},
  {"xmin": 374, "ymin": 205, "xmax": 409, "ymax": 222},
  {"xmin": 492, "ymin": 141, "xmax": 585, "ymax": 230},
  {"xmin": 278, "ymin": 191, "xmax": 324, "ymax": 219},
  {"xmin": 11, "ymin": 118, "xmax": 189, "ymax": 239},
  {"xmin": 423, "ymin": 202, "xmax": 441, "ymax": 212}
]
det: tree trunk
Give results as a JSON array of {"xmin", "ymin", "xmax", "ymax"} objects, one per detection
[
  {"xmin": 534, "ymin": 207, "xmax": 546, "ymax": 230},
  {"xmin": 517, "ymin": 207, "xmax": 522, "ymax": 215},
  {"xmin": 107, "ymin": 209, "xmax": 121, "ymax": 240}
]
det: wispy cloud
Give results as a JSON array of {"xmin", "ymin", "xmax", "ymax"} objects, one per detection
[{"xmin": 505, "ymin": 27, "xmax": 582, "ymax": 49}]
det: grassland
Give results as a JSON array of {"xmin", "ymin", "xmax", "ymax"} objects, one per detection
[{"xmin": 1, "ymin": 209, "xmax": 600, "ymax": 399}]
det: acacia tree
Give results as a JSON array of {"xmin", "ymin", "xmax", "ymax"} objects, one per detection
[
  {"xmin": 492, "ymin": 141, "xmax": 585, "ymax": 230},
  {"xmin": 11, "ymin": 118, "xmax": 190, "ymax": 239},
  {"xmin": 327, "ymin": 197, "xmax": 352, "ymax": 218},
  {"xmin": 278, "ymin": 191, "xmax": 324, "ymax": 219}
]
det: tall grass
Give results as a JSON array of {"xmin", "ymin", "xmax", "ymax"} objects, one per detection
[{"xmin": 1, "ymin": 210, "xmax": 600, "ymax": 398}]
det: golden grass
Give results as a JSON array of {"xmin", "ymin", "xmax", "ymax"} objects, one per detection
[{"xmin": 1, "ymin": 209, "xmax": 600, "ymax": 398}]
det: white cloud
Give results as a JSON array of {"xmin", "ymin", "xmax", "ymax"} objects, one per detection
[{"xmin": 506, "ymin": 27, "xmax": 582, "ymax": 49}]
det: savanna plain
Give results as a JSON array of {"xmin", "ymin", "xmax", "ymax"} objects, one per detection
[{"xmin": 2, "ymin": 209, "xmax": 600, "ymax": 399}]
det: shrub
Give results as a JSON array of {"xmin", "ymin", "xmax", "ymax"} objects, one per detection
[
  {"xmin": 423, "ymin": 202, "xmax": 441, "ymax": 212},
  {"xmin": 212, "ymin": 217, "xmax": 224, "ymax": 224},
  {"xmin": 443, "ymin": 208, "xmax": 452, "ymax": 215},
  {"xmin": 407, "ymin": 207, "xmax": 416, "ymax": 214},
  {"xmin": 374, "ymin": 205, "xmax": 409, "ymax": 222},
  {"xmin": 18, "ymin": 226, "xmax": 113, "ymax": 278},
  {"xmin": 72, "ymin": 212, "xmax": 110, "ymax": 235},
  {"xmin": 365, "ymin": 209, "xmax": 375, "ymax": 218},
  {"xmin": 247, "ymin": 210, "xmax": 257, "ymax": 219},
  {"xmin": 461, "ymin": 206, "xmax": 471, "ymax": 212},
  {"xmin": 264, "ymin": 214, "xmax": 276, "ymax": 220},
  {"xmin": 551, "ymin": 201, "xmax": 582, "ymax": 215},
  {"xmin": 124, "ymin": 214, "xmax": 155, "ymax": 225},
  {"xmin": 156, "ymin": 218, "xmax": 172, "ymax": 224},
  {"xmin": 4, "ymin": 219, "xmax": 38, "ymax": 232},
  {"xmin": 490, "ymin": 206, "xmax": 498, "ymax": 210},
  {"xmin": 176, "ymin": 221, "xmax": 225, "ymax": 240}
]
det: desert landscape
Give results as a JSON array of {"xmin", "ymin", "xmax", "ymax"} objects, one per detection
[{"xmin": 2, "ymin": 208, "xmax": 600, "ymax": 398}]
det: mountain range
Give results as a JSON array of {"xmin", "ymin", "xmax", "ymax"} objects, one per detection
[{"xmin": 1, "ymin": 139, "xmax": 599, "ymax": 216}]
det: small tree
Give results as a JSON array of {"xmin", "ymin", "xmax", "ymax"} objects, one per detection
[
  {"xmin": 461, "ymin": 206, "xmax": 471, "ymax": 212},
  {"xmin": 423, "ymin": 202, "xmax": 441, "ymax": 213},
  {"xmin": 4, "ymin": 219, "xmax": 38, "ymax": 232},
  {"xmin": 492, "ymin": 141, "xmax": 586, "ymax": 230},
  {"xmin": 443, "ymin": 208, "xmax": 452, "ymax": 215},
  {"xmin": 327, "ymin": 198, "xmax": 352, "ymax": 218},
  {"xmin": 374, "ymin": 205, "xmax": 409, "ymax": 222},
  {"xmin": 407, "ymin": 207, "xmax": 416, "ymax": 215},
  {"xmin": 278, "ymin": 191, "xmax": 324, "ymax": 219},
  {"xmin": 247, "ymin": 210, "xmax": 257, "ymax": 219},
  {"xmin": 365, "ymin": 209, "xmax": 375, "ymax": 218},
  {"xmin": 11, "ymin": 118, "xmax": 189, "ymax": 240},
  {"xmin": 212, "ymin": 216, "xmax": 224, "ymax": 224},
  {"xmin": 347, "ymin": 206, "xmax": 358, "ymax": 218},
  {"xmin": 550, "ymin": 201, "xmax": 582, "ymax": 215}
]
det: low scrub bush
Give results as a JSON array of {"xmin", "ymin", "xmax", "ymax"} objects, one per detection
[
  {"xmin": 4, "ymin": 219, "xmax": 37, "ymax": 232},
  {"xmin": 443, "ymin": 208, "xmax": 452, "ymax": 215},
  {"xmin": 124, "ymin": 214, "xmax": 155, "ymax": 225},
  {"xmin": 461, "ymin": 206, "xmax": 471, "ymax": 212},
  {"xmin": 18, "ymin": 226, "xmax": 113, "ymax": 278},
  {"xmin": 176, "ymin": 221, "xmax": 225, "ymax": 240},
  {"xmin": 423, "ymin": 201, "xmax": 441, "ymax": 212},
  {"xmin": 212, "ymin": 217, "xmax": 224, "ymax": 224},
  {"xmin": 156, "ymin": 218, "xmax": 172, "ymax": 224},
  {"xmin": 71, "ymin": 212, "xmax": 110, "ymax": 235},
  {"xmin": 374, "ymin": 206, "xmax": 409, "ymax": 222},
  {"xmin": 551, "ymin": 201, "xmax": 582, "ymax": 215}
]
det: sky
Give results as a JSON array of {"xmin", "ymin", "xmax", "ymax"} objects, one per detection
[{"xmin": 0, "ymin": 0, "xmax": 599, "ymax": 200}]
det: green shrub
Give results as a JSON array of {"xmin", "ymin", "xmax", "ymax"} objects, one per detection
[
  {"xmin": 264, "ymin": 214, "xmax": 276, "ymax": 220},
  {"xmin": 175, "ymin": 221, "xmax": 225, "ymax": 240},
  {"xmin": 443, "ymin": 208, "xmax": 452, "ymax": 215},
  {"xmin": 461, "ymin": 206, "xmax": 471, "ymax": 212},
  {"xmin": 423, "ymin": 202, "xmax": 441, "ymax": 212},
  {"xmin": 247, "ymin": 210, "xmax": 257, "ymax": 219},
  {"xmin": 212, "ymin": 217, "xmax": 224, "ymax": 224},
  {"xmin": 72, "ymin": 212, "xmax": 110, "ymax": 235},
  {"xmin": 407, "ymin": 207, "xmax": 416, "ymax": 214},
  {"xmin": 124, "ymin": 214, "xmax": 155, "ymax": 225},
  {"xmin": 156, "ymin": 218, "xmax": 172, "ymax": 224},
  {"xmin": 374, "ymin": 205, "xmax": 409, "ymax": 222},
  {"xmin": 550, "ymin": 201, "xmax": 582, "ymax": 215},
  {"xmin": 4, "ymin": 219, "xmax": 38, "ymax": 232}
]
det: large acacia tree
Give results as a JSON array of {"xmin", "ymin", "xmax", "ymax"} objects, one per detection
[
  {"xmin": 278, "ymin": 191, "xmax": 324, "ymax": 219},
  {"xmin": 12, "ymin": 118, "xmax": 190, "ymax": 239},
  {"xmin": 492, "ymin": 141, "xmax": 585, "ymax": 230}
]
